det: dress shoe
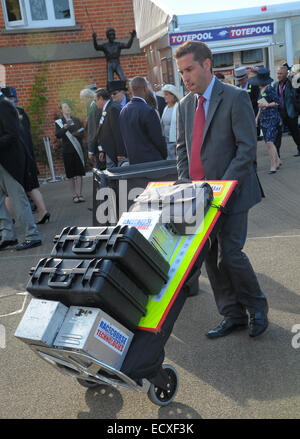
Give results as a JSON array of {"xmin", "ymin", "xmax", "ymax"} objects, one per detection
[
  {"xmin": 36, "ymin": 212, "xmax": 50, "ymax": 224},
  {"xmin": 15, "ymin": 239, "xmax": 42, "ymax": 251},
  {"xmin": 268, "ymin": 170, "xmax": 276, "ymax": 174},
  {"xmin": 248, "ymin": 310, "xmax": 268, "ymax": 337},
  {"xmin": 294, "ymin": 152, "xmax": 300, "ymax": 157},
  {"xmin": 206, "ymin": 317, "xmax": 248, "ymax": 339},
  {"xmin": 0, "ymin": 239, "xmax": 18, "ymax": 250}
]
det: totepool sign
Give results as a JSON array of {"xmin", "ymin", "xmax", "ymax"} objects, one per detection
[{"xmin": 169, "ymin": 22, "xmax": 274, "ymax": 46}]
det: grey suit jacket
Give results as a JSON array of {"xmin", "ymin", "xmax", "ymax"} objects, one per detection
[{"xmin": 176, "ymin": 79, "xmax": 263, "ymax": 214}]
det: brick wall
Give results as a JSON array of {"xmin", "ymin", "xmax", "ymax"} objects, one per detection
[{"xmin": 1, "ymin": 0, "xmax": 148, "ymax": 178}]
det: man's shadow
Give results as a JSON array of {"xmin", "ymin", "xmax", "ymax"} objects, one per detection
[{"xmin": 76, "ymin": 384, "xmax": 201, "ymax": 419}]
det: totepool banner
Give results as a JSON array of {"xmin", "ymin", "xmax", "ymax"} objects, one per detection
[{"xmin": 169, "ymin": 22, "xmax": 274, "ymax": 46}]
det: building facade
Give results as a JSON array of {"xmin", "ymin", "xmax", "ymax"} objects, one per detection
[
  {"xmin": 133, "ymin": 1, "xmax": 300, "ymax": 92},
  {"xmin": 0, "ymin": 0, "xmax": 147, "ymax": 177}
]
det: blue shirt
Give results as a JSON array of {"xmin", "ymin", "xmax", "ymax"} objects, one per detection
[{"xmin": 197, "ymin": 76, "xmax": 216, "ymax": 119}]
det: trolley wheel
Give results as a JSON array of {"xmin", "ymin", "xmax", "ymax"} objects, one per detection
[
  {"xmin": 147, "ymin": 364, "xmax": 179, "ymax": 406},
  {"xmin": 76, "ymin": 378, "xmax": 100, "ymax": 389}
]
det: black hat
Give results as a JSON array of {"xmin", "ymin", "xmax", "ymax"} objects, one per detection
[
  {"xmin": 248, "ymin": 68, "xmax": 273, "ymax": 86},
  {"xmin": 107, "ymin": 80, "xmax": 127, "ymax": 92},
  {"xmin": 1, "ymin": 86, "xmax": 15, "ymax": 98}
]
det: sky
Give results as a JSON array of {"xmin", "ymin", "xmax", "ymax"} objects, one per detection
[{"xmin": 157, "ymin": 0, "xmax": 296, "ymax": 15}]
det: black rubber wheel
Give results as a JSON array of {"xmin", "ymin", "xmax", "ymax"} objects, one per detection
[
  {"xmin": 76, "ymin": 378, "xmax": 100, "ymax": 388},
  {"xmin": 147, "ymin": 364, "xmax": 179, "ymax": 406}
]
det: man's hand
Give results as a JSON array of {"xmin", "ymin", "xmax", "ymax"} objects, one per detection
[
  {"xmin": 130, "ymin": 30, "xmax": 136, "ymax": 38},
  {"xmin": 99, "ymin": 152, "xmax": 105, "ymax": 162},
  {"xmin": 117, "ymin": 156, "xmax": 126, "ymax": 162},
  {"xmin": 88, "ymin": 152, "xmax": 96, "ymax": 164}
]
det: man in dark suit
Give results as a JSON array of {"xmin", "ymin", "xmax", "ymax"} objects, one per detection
[
  {"xmin": 174, "ymin": 41, "xmax": 268, "ymax": 338},
  {"xmin": 156, "ymin": 94, "xmax": 167, "ymax": 117},
  {"xmin": 119, "ymin": 76, "xmax": 167, "ymax": 164},
  {"xmin": 0, "ymin": 89, "xmax": 41, "ymax": 250},
  {"xmin": 234, "ymin": 66, "xmax": 260, "ymax": 138},
  {"xmin": 274, "ymin": 65, "xmax": 300, "ymax": 157},
  {"xmin": 108, "ymin": 80, "xmax": 130, "ymax": 108},
  {"xmin": 92, "ymin": 88, "xmax": 126, "ymax": 168}
]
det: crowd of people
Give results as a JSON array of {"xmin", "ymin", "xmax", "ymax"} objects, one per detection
[
  {"xmin": 233, "ymin": 64, "xmax": 300, "ymax": 173},
  {"xmin": 0, "ymin": 41, "xmax": 299, "ymax": 317}
]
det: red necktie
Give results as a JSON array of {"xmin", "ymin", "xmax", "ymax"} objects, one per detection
[{"xmin": 190, "ymin": 96, "xmax": 206, "ymax": 180}]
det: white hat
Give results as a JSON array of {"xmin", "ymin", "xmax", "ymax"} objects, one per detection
[
  {"xmin": 162, "ymin": 84, "xmax": 181, "ymax": 100},
  {"xmin": 234, "ymin": 66, "xmax": 248, "ymax": 80}
]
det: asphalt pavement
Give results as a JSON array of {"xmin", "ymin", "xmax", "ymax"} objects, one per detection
[{"xmin": 0, "ymin": 135, "xmax": 299, "ymax": 419}]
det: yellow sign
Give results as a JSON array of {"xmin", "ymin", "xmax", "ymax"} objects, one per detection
[{"xmin": 137, "ymin": 180, "xmax": 237, "ymax": 332}]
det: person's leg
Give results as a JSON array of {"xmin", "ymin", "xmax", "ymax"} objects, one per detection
[
  {"xmin": 68, "ymin": 177, "xmax": 79, "ymax": 202},
  {"xmin": 5, "ymin": 197, "xmax": 14, "ymax": 218},
  {"xmin": 274, "ymin": 123, "xmax": 282, "ymax": 158},
  {"xmin": 0, "ymin": 191, "xmax": 17, "ymax": 243},
  {"xmin": 115, "ymin": 62, "xmax": 126, "ymax": 81},
  {"xmin": 74, "ymin": 176, "xmax": 84, "ymax": 201},
  {"xmin": 266, "ymin": 141, "xmax": 280, "ymax": 172},
  {"xmin": 205, "ymin": 229, "xmax": 248, "ymax": 321},
  {"xmin": 27, "ymin": 188, "xmax": 48, "ymax": 222},
  {"xmin": 285, "ymin": 116, "xmax": 300, "ymax": 153},
  {"xmin": 0, "ymin": 165, "xmax": 41, "ymax": 242},
  {"xmin": 217, "ymin": 211, "xmax": 268, "ymax": 315}
]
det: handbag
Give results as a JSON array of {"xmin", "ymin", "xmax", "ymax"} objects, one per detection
[{"xmin": 131, "ymin": 181, "xmax": 214, "ymax": 235}]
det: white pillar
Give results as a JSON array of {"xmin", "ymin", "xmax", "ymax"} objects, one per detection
[{"xmin": 285, "ymin": 18, "xmax": 294, "ymax": 67}]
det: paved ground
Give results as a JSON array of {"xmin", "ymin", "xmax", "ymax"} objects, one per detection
[{"xmin": 0, "ymin": 135, "xmax": 299, "ymax": 419}]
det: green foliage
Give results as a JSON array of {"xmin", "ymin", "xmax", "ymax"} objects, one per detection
[{"xmin": 26, "ymin": 64, "xmax": 48, "ymax": 163}]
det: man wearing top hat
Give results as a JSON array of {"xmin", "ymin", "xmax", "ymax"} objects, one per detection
[
  {"xmin": 234, "ymin": 66, "xmax": 260, "ymax": 137},
  {"xmin": 108, "ymin": 80, "xmax": 130, "ymax": 108}
]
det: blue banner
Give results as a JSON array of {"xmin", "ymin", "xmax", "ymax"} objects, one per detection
[{"xmin": 169, "ymin": 22, "xmax": 274, "ymax": 46}]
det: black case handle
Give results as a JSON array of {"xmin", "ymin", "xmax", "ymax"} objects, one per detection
[{"xmin": 106, "ymin": 225, "xmax": 128, "ymax": 250}]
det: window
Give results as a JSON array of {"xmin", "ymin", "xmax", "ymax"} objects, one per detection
[
  {"xmin": 242, "ymin": 49, "xmax": 263, "ymax": 64},
  {"xmin": 2, "ymin": 0, "xmax": 75, "ymax": 29},
  {"xmin": 213, "ymin": 53, "xmax": 233, "ymax": 68}
]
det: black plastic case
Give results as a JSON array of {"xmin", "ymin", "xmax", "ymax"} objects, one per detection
[
  {"xmin": 27, "ymin": 257, "xmax": 148, "ymax": 330},
  {"xmin": 51, "ymin": 225, "xmax": 170, "ymax": 295}
]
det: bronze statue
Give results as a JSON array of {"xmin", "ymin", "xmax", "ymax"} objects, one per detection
[{"xmin": 92, "ymin": 28, "xmax": 136, "ymax": 82}]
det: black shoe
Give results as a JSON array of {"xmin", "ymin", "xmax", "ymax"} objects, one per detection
[
  {"xmin": 36, "ymin": 212, "xmax": 50, "ymax": 224},
  {"xmin": 294, "ymin": 152, "xmax": 300, "ymax": 157},
  {"xmin": 15, "ymin": 239, "xmax": 42, "ymax": 251},
  {"xmin": 206, "ymin": 317, "xmax": 248, "ymax": 339},
  {"xmin": 248, "ymin": 310, "xmax": 268, "ymax": 337},
  {"xmin": 0, "ymin": 239, "xmax": 18, "ymax": 250}
]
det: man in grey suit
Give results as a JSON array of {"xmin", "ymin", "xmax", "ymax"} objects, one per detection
[{"xmin": 175, "ymin": 41, "xmax": 268, "ymax": 338}]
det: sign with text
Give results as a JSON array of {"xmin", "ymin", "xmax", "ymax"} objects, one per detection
[{"xmin": 169, "ymin": 22, "xmax": 274, "ymax": 46}]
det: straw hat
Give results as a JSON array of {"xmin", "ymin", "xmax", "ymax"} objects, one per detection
[{"xmin": 162, "ymin": 84, "xmax": 181, "ymax": 100}]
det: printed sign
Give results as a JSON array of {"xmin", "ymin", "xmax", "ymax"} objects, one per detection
[
  {"xmin": 169, "ymin": 22, "xmax": 274, "ymax": 46},
  {"xmin": 94, "ymin": 318, "xmax": 129, "ymax": 355}
]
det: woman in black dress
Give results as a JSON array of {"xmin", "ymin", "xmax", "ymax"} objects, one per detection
[
  {"xmin": 55, "ymin": 101, "xmax": 85, "ymax": 203},
  {"xmin": 18, "ymin": 106, "xmax": 50, "ymax": 223}
]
